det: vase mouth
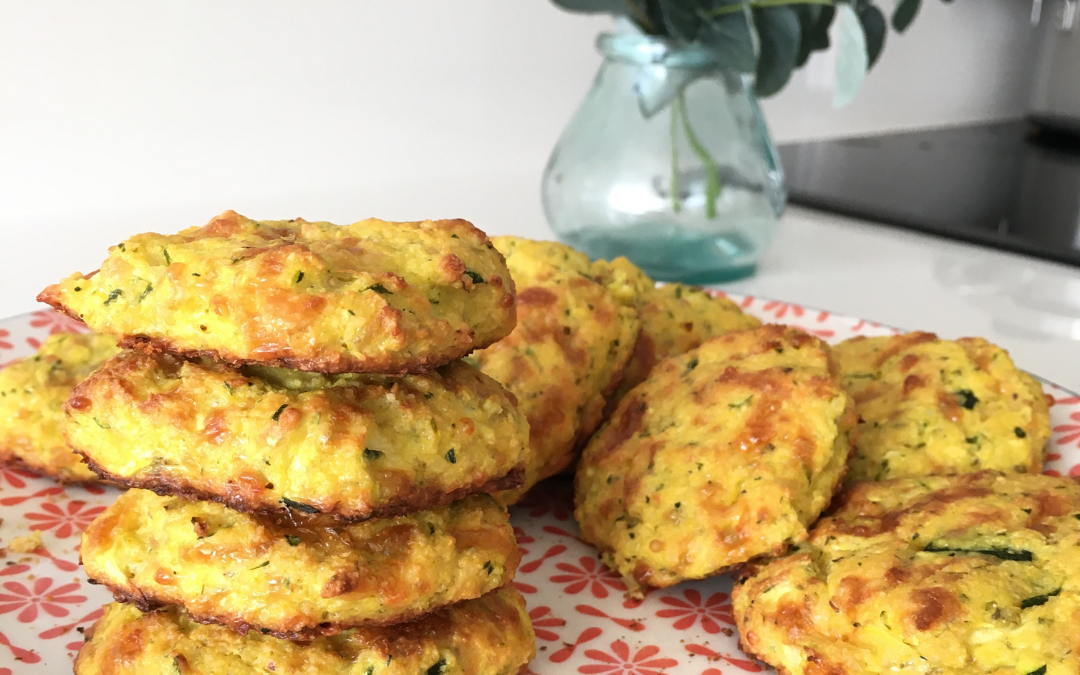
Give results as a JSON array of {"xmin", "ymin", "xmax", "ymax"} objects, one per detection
[{"xmin": 597, "ymin": 32, "xmax": 717, "ymax": 70}]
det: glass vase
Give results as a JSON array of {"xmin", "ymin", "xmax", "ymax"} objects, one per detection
[{"xmin": 542, "ymin": 32, "xmax": 786, "ymax": 283}]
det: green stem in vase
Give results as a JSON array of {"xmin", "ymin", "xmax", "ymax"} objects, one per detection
[
  {"xmin": 670, "ymin": 102, "xmax": 681, "ymax": 214},
  {"xmin": 675, "ymin": 92, "xmax": 721, "ymax": 219}
]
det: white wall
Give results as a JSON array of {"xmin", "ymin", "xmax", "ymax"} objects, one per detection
[{"xmin": 0, "ymin": 0, "xmax": 1037, "ymax": 317}]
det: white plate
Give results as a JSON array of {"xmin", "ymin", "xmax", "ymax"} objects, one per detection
[{"xmin": 1, "ymin": 300, "xmax": 1078, "ymax": 675}]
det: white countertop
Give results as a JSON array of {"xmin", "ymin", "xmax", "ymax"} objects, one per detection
[{"xmin": 5, "ymin": 201, "xmax": 1078, "ymax": 392}]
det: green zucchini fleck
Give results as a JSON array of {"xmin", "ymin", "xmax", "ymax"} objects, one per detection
[
  {"xmin": 923, "ymin": 542, "xmax": 1032, "ymax": 562},
  {"xmin": 464, "ymin": 270, "xmax": 485, "ymax": 284},
  {"xmin": 284, "ymin": 534, "xmax": 302, "ymax": 547},
  {"xmin": 103, "ymin": 289, "xmax": 123, "ymax": 305},
  {"xmin": 445, "ymin": 448, "xmax": 456, "ymax": 464},
  {"xmin": 281, "ymin": 497, "xmax": 320, "ymax": 514},
  {"xmin": 271, "ymin": 404, "xmax": 288, "ymax": 421},
  {"xmin": 1021, "ymin": 589, "xmax": 1060, "ymax": 609},
  {"xmin": 955, "ymin": 389, "xmax": 979, "ymax": 410},
  {"xmin": 363, "ymin": 448, "xmax": 383, "ymax": 461}
]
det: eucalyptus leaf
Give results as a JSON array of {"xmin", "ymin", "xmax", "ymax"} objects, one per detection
[
  {"xmin": 659, "ymin": 0, "xmax": 757, "ymax": 73},
  {"xmin": 753, "ymin": 6, "xmax": 800, "ymax": 97},
  {"xmin": 549, "ymin": 0, "xmax": 632, "ymax": 15},
  {"xmin": 859, "ymin": 3, "xmax": 887, "ymax": 68},
  {"xmin": 892, "ymin": 0, "xmax": 921, "ymax": 32},
  {"xmin": 793, "ymin": 3, "xmax": 834, "ymax": 68},
  {"xmin": 833, "ymin": 3, "xmax": 868, "ymax": 108}
]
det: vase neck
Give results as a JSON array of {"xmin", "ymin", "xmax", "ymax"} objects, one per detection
[{"xmin": 597, "ymin": 32, "xmax": 719, "ymax": 71}]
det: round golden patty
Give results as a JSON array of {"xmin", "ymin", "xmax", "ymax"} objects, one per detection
[
  {"xmin": 38, "ymin": 210, "xmax": 516, "ymax": 374},
  {"xmin": 592, "ymin": 257, "xmax": 760, "ymax": 400},
  {"xmin": 82, "ymin": 490, "xmax": 519, "ymax": 640},
  {"xmin": 0, "ymin": 331, "xmax": 118, "ymax": 482},
  {"xmin": 470, "ymin": 237, "xmax": 639, "ymax": 504},
  {"xmin": 66, "ymin": 350, "xmax": 528, "ymax": 521},
  {"xmin": 575, "ymin": 325, "xmax": 856, "ymax": 595},
  {"xmin": 734, "ymin": 471, "xmax": 1080, "ymax": 675},
  {"xmin": 836, "ymin": 332, "xmax": 1050, "ymax": 483},
  {"xmin": 74, "ymin": 587, "xmax": 535, "ymax": 675}
]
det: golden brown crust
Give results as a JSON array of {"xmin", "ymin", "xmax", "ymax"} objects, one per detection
[
  {"xmin": 0, "ymin": 331, "xmax": 119, "ymax": 484},
  {"xmin": 591, "ymin": 258, "xmax": 761, "ymax": 401},
  {"xmin": 82, "ymin": 490, "xmax": 520, "ymax": 640},
  {"xmin": 112, "ymin": 333, "xmax": 480, "ymax": 377},
  {"xmin": 66, "ymin": 351, "xmax": 530, "ymax": 522},
  {"xmin": 39, "ymin": 211, "xmax": 516, "ymax": 375},
  {"xmin": 74, "ymin": 587, "xmax": 536, "ymax": 675},
  {"xmin": 733, "ymin": 471, "xmax": 1080, "ymax": 675},
  {"xmin": 78, "ymin": 450, "xmax": 524, "ymax": 523},
  {"xmin": 575, "ymin": 325, "xmax": 856, "ymax": 596},
  {"xmin": 836, "ymin": 333, "xmax": 1051, "ymax": 483},
  {"xmin": 472, "ymin": 237, "xmax": 641, "ymax": 504}
]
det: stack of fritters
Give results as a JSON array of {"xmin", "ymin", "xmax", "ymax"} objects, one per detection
[{"xmin": 40, "ymin": 211, "xmax": 536, "ymax": 674}]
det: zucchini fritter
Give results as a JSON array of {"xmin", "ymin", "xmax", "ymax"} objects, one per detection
[
  {"xmin": 0, "ymin": 331, "xmax": 118, "ymax": 482},
  {"xmin": 38, "ymin": 210, "xmax": 516, "ymax": 374},
  {"xmin": 66, "ymin": 351, "xmax": 528, "ymax": 521},
  {"xmin": 734, "ymin": 471, "xmax": 1080, "ymax": 675},
  {"xmin": 575, "ymin": 325, "xmax": 856, "ymax": 595},
  {"xmin": 74, "ymin": 587, "xmax": 536, "ymax": 675},
  {"xmin": 470, "ymin": 237, "xmax": 639, "ymax": 504},
  {"xmin": 82, "ymin": 490, "xmax": 520, "ymax": 640},
  {"xmin": 592, "ymin": 257, "xmax": 761, "ymax": 400},
  {"xmin": 836, "ymin": 333, "xmax": 1050, "ymax": 483}
]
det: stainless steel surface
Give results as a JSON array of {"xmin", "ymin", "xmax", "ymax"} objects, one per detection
[{"xmin": 1031, "ymin": 0, "xmax": 1080, "ymax": 130}]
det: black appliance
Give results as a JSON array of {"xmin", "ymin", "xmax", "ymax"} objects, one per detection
[{"xmin": 779, "ymin": 121, "xmax": 1080, "ymax": 267}]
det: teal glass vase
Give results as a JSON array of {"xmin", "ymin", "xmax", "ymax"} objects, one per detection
[{"xmin": 542, "ymin": 32, "xmax": 786, "ymax": 283}]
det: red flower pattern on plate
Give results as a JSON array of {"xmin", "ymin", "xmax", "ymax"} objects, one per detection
[
  {"xmin": 551, "ymin": 556, "xmax": 627, "ymax": 598},
  {"xmin": 0, "ymin": 331, "xmax": 11, "ymax": 351},
  {"xmin": 24, "ymin": 501, "xmax": 105, "ymax": 539},
  {"xmin": 0, "ymin": 578, "xmax": 86, "ymax": 623},
  {"xmin": 579, "ymin": 640, "xmax": 678, "ymax": 675},
  {"xmin": 0, "ymin": 468, "xmax": 40, "ymax": 490},
  {"xmin": 1054, "ymin": 412, "xmax": 1080, "ymax": 448},
  {"xmin": 760, "ymin": 300, "xmax": 804, "ymax": 320},
  {"xmin": 28, "ymin": 311, "xmax": 87, "ymax": 336},
  {"xmin": 528, "ymin": 606, "xmax": 566, "ymax": 642},
  {"xmin": 656, "ymin": 589, "xmax": 734, "ymax": 633}
]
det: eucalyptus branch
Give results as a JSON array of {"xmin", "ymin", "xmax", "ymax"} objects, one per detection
[
  {"xmin": 670, "ymin": 103, "xmax": 682, "ymax": 213},
  {"xmin": 620, "ymin": 0, "xmax": 659, "ymax": 33},
  {"xmin": 709, "ymin": 0, "xmax": 835, "ymax": 18},
  {"xmin": 675, "ymin": 92, "xmax": 721, "ymax": 219}
]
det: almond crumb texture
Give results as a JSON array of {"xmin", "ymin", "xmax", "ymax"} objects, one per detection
[
  {"xmin": 734, "ymin": 471, "xmax": 1080, "ymax": 675},
  {"xmin": 575, "ymin": 325, "xmax": 855, "ymax": 596},
  {"xmin": 74, "ymin": 587, "xmax": 536, "ymax": 675},
  {"xmin": 835, "ymin": 333, "xmax": 1050, "ymax": 484},
  {"xmin": 8, "ymin": 531, "xmax": 43, "ymax": 553},
  {"xmin": 38, "ymin": 210, "xmax": 516, "ymax": 375}
]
